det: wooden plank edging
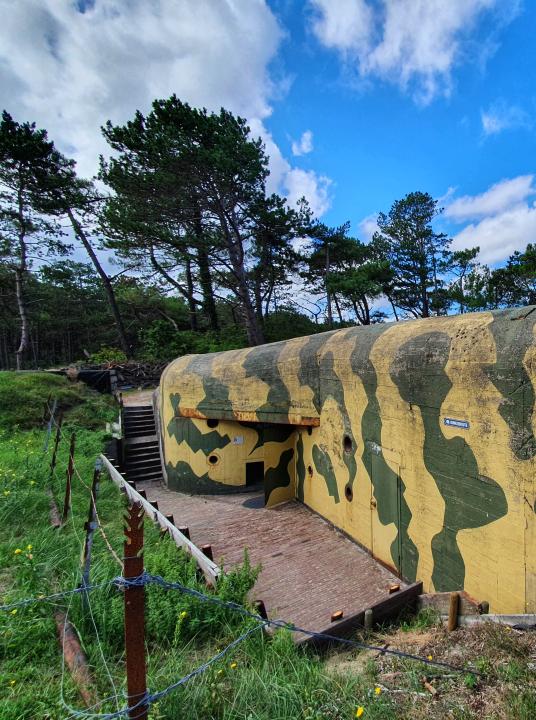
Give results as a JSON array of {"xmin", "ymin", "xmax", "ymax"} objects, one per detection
[
  {"xmin": 300, "ymin": 582, "xmax": 423, "ymax": 647},
  {"xmin": 100, "ymin": 454, "xmax": 220, "ymax": 586}
]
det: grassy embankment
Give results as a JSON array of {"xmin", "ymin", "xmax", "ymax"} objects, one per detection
[{"xmin": 0, "ymin": 372, "xmax": 534, "ymax": 719}]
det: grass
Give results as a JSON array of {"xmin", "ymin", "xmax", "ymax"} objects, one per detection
[
  {"xmin": 0, "ymin": 371, "xmax": 535, "ymax": 719},
  {"xmin": 0, "ymin": 371, "xmax": 115, "ymax": 429}
]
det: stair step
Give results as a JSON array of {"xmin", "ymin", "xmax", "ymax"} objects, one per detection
[
  {"xmin": 126, "ymin": 455, "xmax": 161, "ymax": 467},
  {"xmin": 125, "ymin": 427, "xmax": 156, "ymax": 436},
  {"xmin": 126, "ymin": 471, "xmax": 163, "ymax": 483},
  {"xmin": 126, "ymin": 460, "xmax": 161, "ymax": 472},
  {"xmin": 126, "ymin": 444, "xmax": 159, "ymax": 455},
  {"xmin": 125, "ymin": 436, "xmax": 158, "ymax": 446}
]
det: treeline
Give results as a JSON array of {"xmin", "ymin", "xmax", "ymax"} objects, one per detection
[{"xmin": 0, "ymin": 101, "xmax": 534, "ymax": 369}]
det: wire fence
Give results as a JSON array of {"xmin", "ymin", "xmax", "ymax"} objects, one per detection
[{"xmin": 1, "ymin": 398, "xmax": 485, "ymax": 719}]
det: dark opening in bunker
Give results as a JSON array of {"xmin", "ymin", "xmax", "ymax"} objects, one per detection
[{"xmin": 246, "ymin": 461, "xmax": 264, "ymax": 488}]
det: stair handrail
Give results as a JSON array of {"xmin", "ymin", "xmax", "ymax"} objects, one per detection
[{"xmin": 100, "ymin": 454, "xmax": 221, "ymax": 586}]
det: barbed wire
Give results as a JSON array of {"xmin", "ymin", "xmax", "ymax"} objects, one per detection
[
  {"xmin": 65, "ymin": 621, "xmax": 267, "ymax": 720},
  {"xmin": 0, "ymin": 579, "xmax": 115, "ymax": 612},
  {"xmin": 116, "ymin": 573, "xmax": 484, "ymax": 676},
  {"xmin": 1, "ymin": 570, "xmax": 482, "ymax": 676}
]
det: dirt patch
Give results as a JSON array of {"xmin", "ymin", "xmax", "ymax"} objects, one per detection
[{"xmin": 324, "ymin": 619, "xmax": 536, "ymax": 719}]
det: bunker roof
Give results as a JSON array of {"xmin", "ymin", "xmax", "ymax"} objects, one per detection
[{"xmin": 161, "ymin": 305, "xmax": 536, "ymax": 426}]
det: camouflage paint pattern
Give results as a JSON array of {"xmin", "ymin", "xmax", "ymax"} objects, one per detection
[{"xmin": 159, "ymin": 306, "xmax": 536, "ymax": 613}]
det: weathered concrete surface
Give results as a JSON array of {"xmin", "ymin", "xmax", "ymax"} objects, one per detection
[{"xmin": 135, "ymin": 481, "xmax": 410, "ymax": 635}]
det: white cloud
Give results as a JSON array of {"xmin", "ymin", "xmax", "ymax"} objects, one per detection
[
  {"xmin": 445, "ymin": 175, "xmax": 536, "ymax": 220},
  {"xmin": 311, "ymin": 0, "xmax": 373, "ymax": 54},
  {"xmin": 358, "ymin": 213, "xmax": 379, "ymax": 243},
  {"xmin": 452, "ymin": 203, "xmax": 536, "ymax": 265},
  {"xmin": 310, "ymin": 0, "xmax": 519, "ymax": 104},
  {"xmin": 284, "ymin": 168, "xmax": 332, "ymax": 216},
  {"xmin": 0, "ymin": 0, "xmax": 283, "ymax": 177},
  {"xmin": 291, "ymin": 129, "xmax": 314, "ymax": 156},
  {"xmin": 480, "ymin": 100, "xmax": 532, "ymax": 136},
  {"xmin": 447, "ymin": 175, "xmax": 536, "ymax": 264},
  {"xmin": 0, "ymin": 0, "xmax": 332, "ymax": 216},
  {"xmin": 249, "ymin": 119, "xmax": 331, "ymax": 216}
]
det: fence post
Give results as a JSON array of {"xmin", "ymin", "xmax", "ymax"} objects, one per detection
[
  {"xmin": 49, "ymin": 412, "xmax": 64, "ymax": 478},
  {"xmin": 81, "ymin": 459, "xmax": 102, "ymax": 595},
  {"xmin": 62, "ymin": 432, "xmax": 76, "ymax": 524},
  {"xmin": 124, "ymin": 501, "xmax": 148, "ymax": 720},
  {"xmin": 43, "ymin": 397, "xmax": 58, "ymax": 452}
]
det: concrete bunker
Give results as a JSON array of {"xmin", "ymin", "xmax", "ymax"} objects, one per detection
[{"xmin": 158, "ymin": 306, "xmax": 536, "ymax": 614}]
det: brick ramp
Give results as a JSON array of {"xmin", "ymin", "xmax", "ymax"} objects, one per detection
[{"xmin": 135, "ymin": 483, "xmax": 420, "ymax": 639}]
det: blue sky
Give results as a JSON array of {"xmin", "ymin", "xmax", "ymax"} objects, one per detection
[{"xmin": 1, "ymin": 0, "xmax": 535, "ymax": 267}]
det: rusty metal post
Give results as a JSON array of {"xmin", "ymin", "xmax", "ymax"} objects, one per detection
[
  {"xmin": 81, "ymin": 459, "xmax": 102, "ymax": 593},
  {"xmin": 124, "ymin": 502, "xmax": 148, "ymax": 720},
  {"xmin": 61, "ymin": 432, "xmax": 76, "ymax": 524}
]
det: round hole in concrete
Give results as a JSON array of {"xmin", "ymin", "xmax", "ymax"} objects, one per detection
[
  {"xmin": 208, "ymin": 454, "xmax": 219, "ymax": 466},
  {"xmin": 344, "ymin": 484, "xmax": 353, "ymax": 502},
  {"xmin": 343, "ymin": 435, "xmax": 353, "ymax": 454},
  {"xmin": 207, "ymin": 419, "xmax": 219, "ymax": 428}
]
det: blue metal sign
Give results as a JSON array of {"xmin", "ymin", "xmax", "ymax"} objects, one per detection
[{"xmin": 444, "ymin": 417, "xmax": 470, "ymax": 429}]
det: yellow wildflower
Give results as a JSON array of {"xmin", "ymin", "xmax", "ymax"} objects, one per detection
[
  {"xmin": 356, "ymin": 707, "xmax": 364, "ymax": 718},
  {"xmin": 180, "ymin": 610, "xmax": 188, "ymax": 619},
  {"xmin": 26, "ymin": 544, "xmax": 32, "ymax": 551},
  {"xmin": 9, "ymin": 680, "xmax": 16, "ymax": 687},
  {"xmin": 230, "ymin": 662, "xmax": 237, "ymax": 669},
  {"xmin": 10, "ymin": 609, "xmax": 17, "ymax": 616},
  {"xmin": 14, "ymin": 548, "xmax": 22, "ymax": 555},
  {"xmin": 374, "ymin": 687, "xmax": 381, "ymax": 695},
  {"xmin": 427, "ymin": 655, "xmax": 433, "ymax": 661}
]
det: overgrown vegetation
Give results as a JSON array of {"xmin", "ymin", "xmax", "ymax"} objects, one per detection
[
  {"xmin": 0, "ymin": 371, "xmax": 114, "ymax": 429},
  {"xmin": 0, "ymin": 374, "xmax": 534, "ymax": 719}
]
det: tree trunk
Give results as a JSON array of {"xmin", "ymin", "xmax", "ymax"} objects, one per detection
[
  {"xmin": 240, "ymin": 277, "xmax": 264, "ymax": 345},
  {"xmin": 196, "ymin": 248, "xmax": 219, "ymax": 332},
  {"xmin": 388, "ymin": 296, "xmax": 399, "ymax": 322},
  {"xmin": 14, "ymin": 266, "xmax": 29, "ymax": 370},
  {"xmin": 15, "ymin": 191, "xmax": 29, "ymax": 371},
  {"xmin": 67, "ymin": 209, "xmax": 131, "ymax": 358},
  {"xmin": 218, "ymin": 208, "xmax": 264, "ymax": 346},
  {"xmin": 184, "ymin": 257, "xmax": 198, "ymax": 331},
  {"xmin": 421, "ymin": 270, "xmax": 430, "ymax": 318},
  {"xmin": 325, "ymin": 240, "xmax": 333, "ymax": 329},
  {"xmin": 333, "ymin": 293, "xmax": 343, "ymax": 324},
  {"xmin": 192, "ymin": 210, "xmax": 219, "ymax": 332}
]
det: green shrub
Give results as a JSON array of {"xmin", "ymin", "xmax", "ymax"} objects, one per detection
[{"xmin": 88, "ymin": 346, "xmax": 128, "ymax": 364}]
